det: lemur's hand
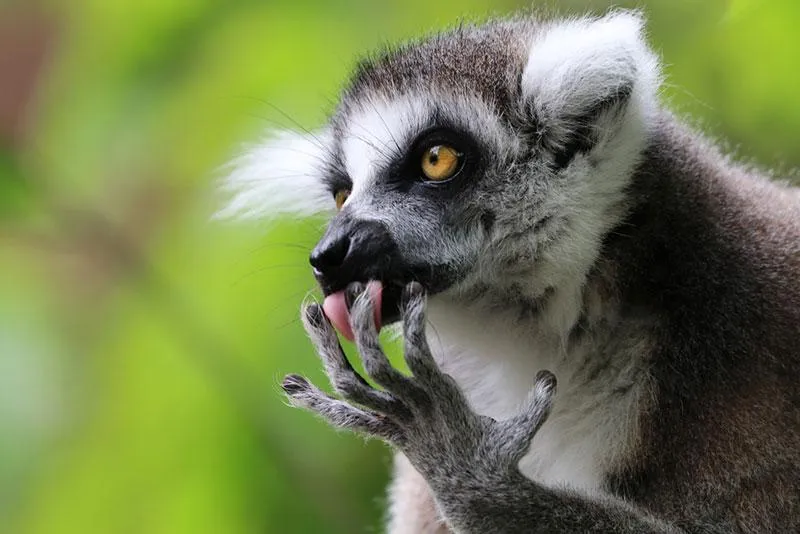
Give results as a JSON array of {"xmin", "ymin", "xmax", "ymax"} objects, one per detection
[{"xmin": 282, "ymin": 281, "xmax": 556, "ymax": 492}]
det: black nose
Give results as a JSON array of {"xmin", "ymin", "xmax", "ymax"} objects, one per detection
[
  {"xmin": 310, "ymin": 218, "xmax": 399, "ymax": 293},
  {"xmin": 309, "ymin": 234, "xmax": 350, "ymax": 272}
]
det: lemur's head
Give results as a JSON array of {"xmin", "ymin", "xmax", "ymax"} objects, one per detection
[{"xmin": 220, "ymin": 11, "xmax": 660, "ymax": 333}]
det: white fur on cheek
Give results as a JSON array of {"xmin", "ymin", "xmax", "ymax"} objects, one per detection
[{"xmin": 215, "ymin": 130, "xmax": 334, "ymax": 220}]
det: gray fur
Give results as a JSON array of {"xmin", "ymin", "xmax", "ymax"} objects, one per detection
[
  {"xmin": 287, "ymin": 283, "xmax": 680, "ymax": 533},
  {"xmin": 256, "ymin": 10, "xmax": 800, "ymax": 534}
]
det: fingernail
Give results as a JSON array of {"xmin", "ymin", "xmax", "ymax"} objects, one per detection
[
  {"xmin": 305, "ymin": 303, "xmax": 323, "ymax": 324},
  {"xmin": 282, "ymin": 374, "xmax": 307, "ymax": 395},
  {"xmin": 404, "ymin": 281, "xmax": 422, "ymax": 299},
  {"xmin": 535, "ymin": 370, "xmax": 557, "ymax": 393}
]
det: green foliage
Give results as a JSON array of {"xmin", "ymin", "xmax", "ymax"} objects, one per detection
[{"xmin": 1, "ymin": 1, "xmax": 798, "ymax": 533}]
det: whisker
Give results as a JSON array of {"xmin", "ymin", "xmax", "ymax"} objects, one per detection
[
  {"xmin": 232, "ymin": 264, "xmax": 311, "ymax": 286},
  {"xmin": 240, "ymin": 146, "xmax": 329, "ymax": 166},
  {"xmin": 369, "ymin": 99, "xmax": 403, "ymax": 153},
  {"xmin": 347, "ymin": 130, "xmax": 392, "ymax": 161},
  {"xmin": 242, "ymin": 97, "xmax": 336, "ymax": 160},
  {"xmin": 244, "ymin": 241, "xmax": 314, "ymax": 256},
  {"xmin": 267, "ymin": 287, "xmax": 321, "ymax": 328},
  {"xmin": 274, "ymin": 315, "xmax": 303, "ymax": 331},
  {"xmin": 358, "ymin": 120, "xmax": 402, "ymax": 157}
]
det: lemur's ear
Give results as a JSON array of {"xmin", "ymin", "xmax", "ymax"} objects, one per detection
[
  {"xmin": 215, "ymin": 130, "xmax": 333, "ymax": 220},
  {"xmin": 521, "ymin": 11, "xmax": 660, "ymax": 168}
]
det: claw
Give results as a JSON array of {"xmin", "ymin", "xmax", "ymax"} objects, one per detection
[
  {"xmin": 534, "ymin": 370, "xmax": 557, "ymax": 399},
  {"xmin": 497, "ymin": 370, "xmax": 557, "ymax": 463},
  {"xmin": 402, "ymin": 281, "xmax": 426, "ymax": 303},
  {"xmin": 282, "ymin": 373, "xmax": 312, "ymax": 395},
  {"xmin": 303, "ymin": 302, "xmax": 326, "ymax": 328}
]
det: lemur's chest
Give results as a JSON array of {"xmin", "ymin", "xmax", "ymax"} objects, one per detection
[{"xmin": 427, "ymin": 314, "xmax": 643, "ymax": 495}]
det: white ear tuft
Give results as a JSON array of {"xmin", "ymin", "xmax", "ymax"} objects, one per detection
[
  {"xmin": 521, "ymin": 10, "xmax": 660, "ymax": 126},
  {"xmin": 214, "ymin": 130, "xmax": 334, "ymax": 221}
]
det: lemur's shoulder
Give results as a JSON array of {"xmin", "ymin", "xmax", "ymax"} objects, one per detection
[
  {"xmin": 623, "ymin": 114, "xmax": 800, "ymax": 287},
  {"xmin": 598, "ymin": 114, "xmax": 800, "ymax": 523},
  {"xmin": 606, "ymin": 112, "xmax": 800, "ymax": 360}
]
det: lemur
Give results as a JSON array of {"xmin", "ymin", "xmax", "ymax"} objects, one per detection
[{"xmin": 219, "ymin": 11, "xmax": 800, "ymax": 533}]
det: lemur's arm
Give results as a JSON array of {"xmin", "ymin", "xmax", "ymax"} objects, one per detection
[{"xmin": 282, "ymin": 282, "xmax": 683, "ymax": 534}]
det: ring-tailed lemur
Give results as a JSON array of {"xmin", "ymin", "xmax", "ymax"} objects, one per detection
[{"xmin": 219, "ymin": 11, "xmax": 800, "ymax": 533}]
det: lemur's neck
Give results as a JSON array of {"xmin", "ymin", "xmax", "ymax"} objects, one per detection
[
  {"xmin": 425, "ymin": 264, "xmax": 643, "ymax": 491},
  {"xmin": 425, "ymin": 270, "xmax": 616, "ymax": 417}
]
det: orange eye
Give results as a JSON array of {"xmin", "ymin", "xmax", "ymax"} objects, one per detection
[
  {"xmin": 421, "ymin": 145, "xmax": 461, "ymax": 181},
  {"xmin": 334, "ymin": 189, "xmax": 350, "ymax": 210}
]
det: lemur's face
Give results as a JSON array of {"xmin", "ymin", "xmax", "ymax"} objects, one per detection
[
  {"xmin": 312, "ymin": 91, "xmax": 528, "ymax": 322},
  {"xmin": 220, "ymin": 14, "xmax": 659, "ymax": 327}
]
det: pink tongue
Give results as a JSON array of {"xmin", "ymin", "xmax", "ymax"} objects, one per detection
[{"xmin": 322, "ymin": 281, "xmax": 383, "ymax": 342}]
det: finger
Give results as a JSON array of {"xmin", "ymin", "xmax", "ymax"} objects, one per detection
[
  {"xmin": 282, "ymin": 374, "xmax": 404, "ymax": 442},
  {"xmin": 348, "ymin": 283, "xmax": 426, "ymax": 401},
  {"xmin": 302, "ymin": 303, "xmax": 411, "ymax": 419},
  {"xmin": 401, "ymin": 282, "xmax": 464, "ymax": 400},
  {"xmin": 499, "ymin": 370, "xmax": 557, "ymax": 462}
]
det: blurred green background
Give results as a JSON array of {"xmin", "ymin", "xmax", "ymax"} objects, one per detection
[{"xmin": 1, "ymin": 0, "xmax": 798, "ymax": 532}]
